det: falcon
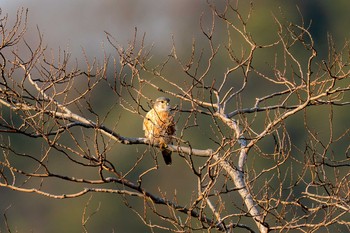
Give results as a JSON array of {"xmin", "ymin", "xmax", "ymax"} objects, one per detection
[{"xmin": 143, "ymin": 97, "xmax": 176, "ymax": 165}]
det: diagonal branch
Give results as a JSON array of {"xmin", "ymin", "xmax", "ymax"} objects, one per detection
[{"xmin": 215, "ymin": 112, "xmax": 269, "ymax": 233}]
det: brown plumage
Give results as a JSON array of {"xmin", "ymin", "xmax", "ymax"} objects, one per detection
[{"xmin": 143, "ymin": 97, "xmax": 176, "ymax": 165}]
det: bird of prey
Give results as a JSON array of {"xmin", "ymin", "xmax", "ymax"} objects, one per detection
[{"xmin": 143, "ymin": 97, "xmax": 176, "ymax": 165}]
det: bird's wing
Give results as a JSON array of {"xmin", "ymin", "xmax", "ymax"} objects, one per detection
[{"xmin": 167, "ymin": 115, "xmax": 176, "ymax": 136}]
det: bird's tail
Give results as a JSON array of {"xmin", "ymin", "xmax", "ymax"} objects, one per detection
[{"xmin": 161, "ymin": 149, "xmax": 172, "ymax": 165}]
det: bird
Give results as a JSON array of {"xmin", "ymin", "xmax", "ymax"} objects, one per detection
[{"xmin": 143, "ymin": 97, "xmax": 176, "ymax": 165}]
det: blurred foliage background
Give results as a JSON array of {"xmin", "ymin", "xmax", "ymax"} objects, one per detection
[{"xmin": 1, "ymin": 0, "xmax": 350, "ymax": 232}]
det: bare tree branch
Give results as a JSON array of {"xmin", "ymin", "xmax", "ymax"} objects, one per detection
[{"xmin": 1, "ymin": 2, "xmax": 350, "ymax": 232}]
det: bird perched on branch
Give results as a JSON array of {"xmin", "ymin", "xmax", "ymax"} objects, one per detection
[{"xmin": 143, "ymin": 97, "xmax": 176, "ymax": 165}]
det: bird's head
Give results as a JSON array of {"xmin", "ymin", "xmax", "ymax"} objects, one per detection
[{"xmin": 153, "ymin": 97, "xmax": 171, "ymax": 112}]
